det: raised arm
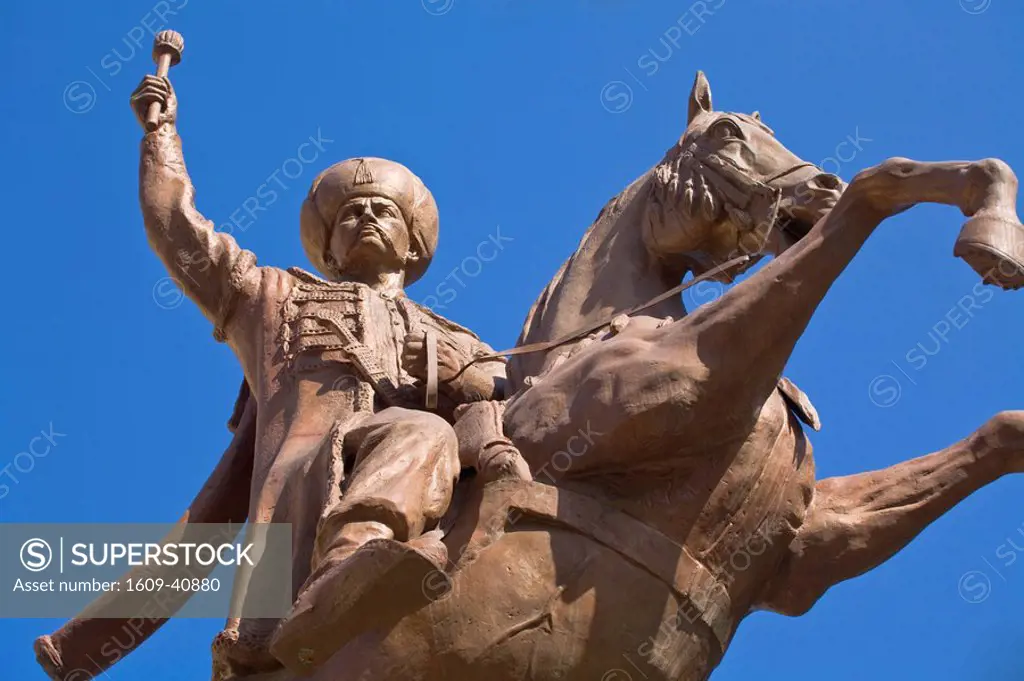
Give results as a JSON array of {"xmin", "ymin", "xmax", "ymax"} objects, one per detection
[{"xmin": 130, "ymin": 75, "xmax": 260, "ymax": 337}]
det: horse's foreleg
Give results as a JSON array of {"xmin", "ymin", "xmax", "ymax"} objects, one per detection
[
  {"xmin": 683, "ymin": 158, "xmax": 1021, "ymax": 425},
  {"xmin": 755, "ymin": 411, "xmax": 1024, "ymax": 616}
]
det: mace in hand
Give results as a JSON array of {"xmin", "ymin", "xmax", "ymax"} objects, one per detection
[{"xmin": 144, "ymin": 30, "xmax": 184, "ymax": 131}]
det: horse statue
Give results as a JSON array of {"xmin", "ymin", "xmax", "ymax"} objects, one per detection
[{"xmin": 37, "ymin": 71, "xmax": 1024, "ymax": 681}]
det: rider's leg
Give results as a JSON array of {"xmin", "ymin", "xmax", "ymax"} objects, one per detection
[
  {"xmin": 271, "ymin": 408, "xmax": 460, "ymax": 672},
  {"xmin": 312, "ymin": 406, "xmax": 460, "ymax": 570}
]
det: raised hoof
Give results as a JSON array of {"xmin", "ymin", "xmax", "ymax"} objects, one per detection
[
  {"xmin": 954, "ymin": 214, "xmax": 1024, "ymax": 290},
  {"xmin": 269, "ymin": 537, "xmax": 448, "ymax": 676}
]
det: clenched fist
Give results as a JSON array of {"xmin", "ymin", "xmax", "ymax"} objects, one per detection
[
  {"xmin": 130, "ymin": 75, "xmax": 177, "ymax": 131},
  {"xmin": 401, "ymin": 332, "xmax": 464, "ymax": 384}
]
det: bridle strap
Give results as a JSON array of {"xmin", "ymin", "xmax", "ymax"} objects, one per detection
[
  {"xmin": 762, "ymin": 162, "xmax": 819, "ymax": 185},
  {"xmin": 687, "ymin": 140, "xmax": 817, "ymax": 209},
  {"xmin": 685, "ymin": 144, "xmax": 820, "ymax": 253}
]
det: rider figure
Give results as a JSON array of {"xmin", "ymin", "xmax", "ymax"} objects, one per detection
[{"xmin": 129, "ymin": 74, "xmax": 507, "ymax": 673}]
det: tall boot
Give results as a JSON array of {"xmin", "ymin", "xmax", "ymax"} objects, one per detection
[{"xmin": 269, "ymin": 519, "xmax": 448, "ymax": 675}]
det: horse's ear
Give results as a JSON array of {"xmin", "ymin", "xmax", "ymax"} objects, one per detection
[
  {"xmin": 688, "ymin": 70, "xmax": 713, "ymax": 124},
  {"xmin": 751, "ymin": 111, "xmax": 761, "ymax": 121}
]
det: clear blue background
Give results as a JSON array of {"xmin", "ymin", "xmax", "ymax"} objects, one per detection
[{"xmin": 2, "ymin": 1, "xmax": 1023, "ymax": 679}]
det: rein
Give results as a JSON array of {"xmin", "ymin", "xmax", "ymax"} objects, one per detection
[
  {"xmin": 445, "ymin": 253, "xmax": 754, "ymax": 383},
  {"xmin": 441, "ymin": 143, "xmax": 818, "ymax": 390}
]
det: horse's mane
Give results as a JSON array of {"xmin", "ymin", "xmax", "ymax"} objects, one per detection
[
  {"xmin": 514, "ymin": 170, "xmax": 654, "ymax": 347},
  {"xmin": 650, "ymin": 141, "xmax": 724, "ymax": 229}
]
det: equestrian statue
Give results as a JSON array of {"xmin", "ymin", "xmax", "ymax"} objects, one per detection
[{"xmin": 35, "ymin": 30, "xmax": 1024, "ymax": 681}]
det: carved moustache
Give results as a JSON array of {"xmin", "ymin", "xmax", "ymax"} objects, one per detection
[{"xmin": 356, "ymin": 221, "xmax": 397, "ymax": 250}]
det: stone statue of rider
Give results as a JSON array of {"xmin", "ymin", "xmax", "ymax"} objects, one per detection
[{"xmin": 129, "ymin": 73, "xmax": 507, "ymax": 675}]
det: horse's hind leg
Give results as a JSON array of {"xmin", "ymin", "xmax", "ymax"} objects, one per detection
[
  {"xmin": 754, "ymin": 411, "xmax": 1024, "ymax": 616},
  {"xmin": 677, "ymin": 158, "xmax": 1021, "ymax": 433}
]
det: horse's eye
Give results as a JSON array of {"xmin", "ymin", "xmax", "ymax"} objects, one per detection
[{"xmin": 711, "ymin": 120, "xmax": 743, "ymax": 141}]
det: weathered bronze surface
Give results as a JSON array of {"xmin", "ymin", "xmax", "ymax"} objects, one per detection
[{"xmin": 35, "ymin": 31, "xmax": 1024, "ymax": 681}]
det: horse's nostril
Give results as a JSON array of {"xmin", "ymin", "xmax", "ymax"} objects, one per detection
[{"xmin": 815, "ymin": 173, "xmax": 843, "ymax": 190}]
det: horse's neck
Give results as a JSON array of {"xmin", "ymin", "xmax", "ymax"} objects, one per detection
[{"xmin": 511, "ymin": 174, "xmax": 686, "ymax": 386}]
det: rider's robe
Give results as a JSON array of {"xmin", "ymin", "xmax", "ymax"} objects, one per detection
[{"xmin": 207, "ymin": 262, "xmax": 506, "ymax": 670}]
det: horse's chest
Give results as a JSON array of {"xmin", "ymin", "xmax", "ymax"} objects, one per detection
[{"xmin": 689, "ymin": 391, "xmax": 815, "ymax": 594}]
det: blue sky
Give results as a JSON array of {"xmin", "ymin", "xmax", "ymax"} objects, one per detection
[{"xmin": 2, "ymin": 1, "xmax": 1024, "ymax": 679}]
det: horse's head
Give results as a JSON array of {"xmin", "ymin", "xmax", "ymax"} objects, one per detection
[
  {"xmin": 511, "ymin": 71, "xmax": 845, "ymax": 388},
  {"xmin": 644, "ymin": 71, "xmax": 843, "ymax": 277}
]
